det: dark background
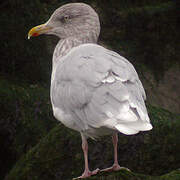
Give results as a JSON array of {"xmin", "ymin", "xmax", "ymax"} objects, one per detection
[{"xmin": 0, "ymin": 0, "xmax": 179, "ymax": 179}]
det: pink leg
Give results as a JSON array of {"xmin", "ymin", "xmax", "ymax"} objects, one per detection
[
  {"xmin": 111, "ymin": 133, "xmax": 121, "ymax": 170},
  {"xmin": 73, "ymin": 134, "xmax": 99, "ymax": 179},
  {"xmin": 101, "ymin": 133, "xmax": 121, "ymax": 172}
]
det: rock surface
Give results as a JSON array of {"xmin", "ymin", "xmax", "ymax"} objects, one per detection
[
  {"xmin": 5, "ymin": 105, "xmax": 180, "ymax": 180},
  {"xmin": 87, "ymin": 169, "xmax": 180, "ymax": 180}
]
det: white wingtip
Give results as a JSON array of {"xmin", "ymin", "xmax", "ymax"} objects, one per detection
[
  {"xmin": 145, "ymin": 123, "xmax": 153, "ymax": 130},
  {"xmin": 115, "ymin": 124, "xmax": 139, "ymax": 135}
]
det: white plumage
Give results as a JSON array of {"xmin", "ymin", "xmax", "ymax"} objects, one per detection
[
  {"xmin": 51, "ymin": 43, "xmax": 152, "ymax": 138},
  {"xmin": 28, "ymin": 3, "xmax": 152, "ymax": 179}
]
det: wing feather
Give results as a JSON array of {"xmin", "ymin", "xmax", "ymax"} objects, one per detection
[{"xmin": 51, "ymin": 44, "xmax": 152, "ymax": 135}]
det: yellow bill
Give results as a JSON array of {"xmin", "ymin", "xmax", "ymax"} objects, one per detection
[{"xmin": 28, "ymin": 24, "xmax": 52, "ymax": 39}]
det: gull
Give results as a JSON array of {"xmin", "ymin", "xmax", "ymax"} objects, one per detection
[{"xmin": 28, "ymin": 3, "xmax": 152, "ymax": 179}]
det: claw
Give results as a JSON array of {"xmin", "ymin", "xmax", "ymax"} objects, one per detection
[
  {"xmin": 73, "ymin": 168, "xmax": 100, "ymax": 179},
  {"xmin": 100, "ymin": 164, "xmax": 130, "ymax": 173}
]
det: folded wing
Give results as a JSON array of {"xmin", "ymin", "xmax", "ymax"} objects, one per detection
[{"xmin": 51, "ymin": 44, "xmax": 152, "ymax": 136}]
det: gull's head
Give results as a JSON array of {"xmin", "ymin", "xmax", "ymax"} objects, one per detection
[{"xmin": 28, "ymin": 3, "xmax": 100, "ymax": 42}]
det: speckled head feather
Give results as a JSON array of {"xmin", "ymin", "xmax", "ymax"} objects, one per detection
[{"xmin": 46, "ymin": 3, "xmax": 100, "ymax": 41}]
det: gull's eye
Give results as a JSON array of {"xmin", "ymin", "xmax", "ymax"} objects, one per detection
[
  {"xmin": 61, "ymin": 15, "xmax": 70, "ymax": 23},
  {"xmin": 64, "ymin": 15, "xmax": 69, "ymax": 20}
]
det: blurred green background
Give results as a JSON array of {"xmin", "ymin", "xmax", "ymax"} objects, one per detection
[{"xmin": 0, "ymin": 0, "xmax": 179, "ymax": 179}]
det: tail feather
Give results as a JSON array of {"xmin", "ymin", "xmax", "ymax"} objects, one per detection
[
  {"xmin": 115, "ymin": 121, "xmax": 152, "ymax": 135},
  {"xmin": 115, "ymin": 124, "xmax": 139, "ymax": 135}
]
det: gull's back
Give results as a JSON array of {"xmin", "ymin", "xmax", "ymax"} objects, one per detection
[{"xmin": 51, "ymin": 43, "xmax": 152, "ymax": 139}]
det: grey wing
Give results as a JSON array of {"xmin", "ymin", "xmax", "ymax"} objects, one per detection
[{"xmin": 51, "ymin": 44, "xmax": 152, "ymax": 136}]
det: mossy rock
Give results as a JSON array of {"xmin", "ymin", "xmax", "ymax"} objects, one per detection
[
  {"xmin": 5, "ymin": 105, "xmax": 180, "ymax": 180},
  {"xmin": 0, "ymin": 77, "xmax": 57, "ymax": 179},
  {"xmin": 87, "ymin": 169, "xmax": 180, "ymax": 180}
]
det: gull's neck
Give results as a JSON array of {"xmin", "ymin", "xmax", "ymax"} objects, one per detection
[
  {"xmin": 52, "ymin": 35, "xmax": 98, "ymax": 67},
  {"xmin": 51, "ymin": 36, "xmax": 97, "ymax": 83}
]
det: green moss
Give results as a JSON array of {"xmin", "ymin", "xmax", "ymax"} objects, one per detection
[
  {"xmin": 5, "ymin": 104, "xmax": 180, "ymax": 180},
  {"xmin": 160, "ymin": 170, "xmax": 180, "ymax": 180},
  {"xmin": 0, "ymin": 77, "xmax": 57, "ymax": 179},
  {"xmin": 5, "ymin": 125, "xmax": 82, "ymax": 180},
  {"xmin": 87, "ymin": 169, "xmax": 180, "ymax": 180}
]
